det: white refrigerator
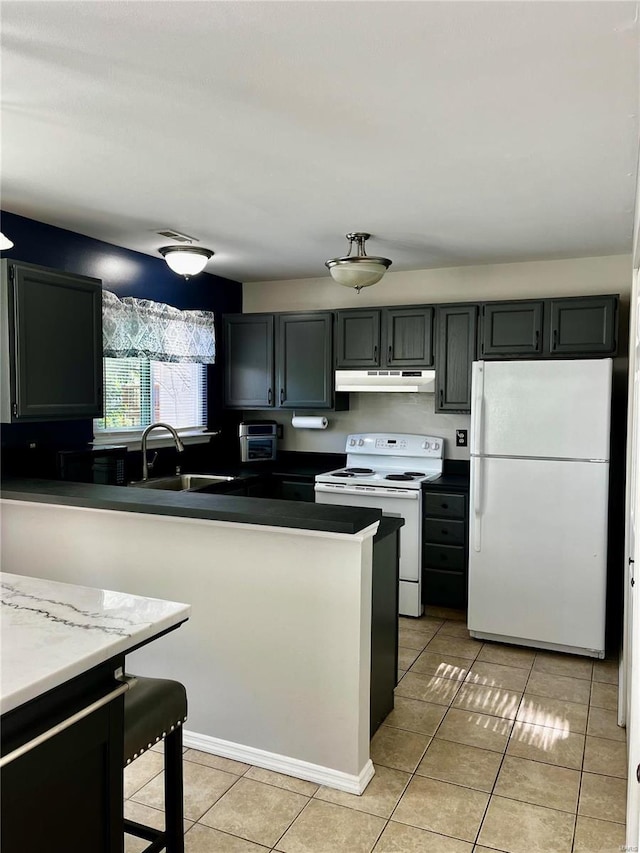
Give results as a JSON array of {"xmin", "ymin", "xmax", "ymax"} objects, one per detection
[{"xmin": 468, "ymin": 358, "xmax": 612, "ymax": 658}]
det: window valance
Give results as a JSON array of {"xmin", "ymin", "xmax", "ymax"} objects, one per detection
[{"xmin": 102, "ymin": 290, "xmax": 216, "ymax": 364}]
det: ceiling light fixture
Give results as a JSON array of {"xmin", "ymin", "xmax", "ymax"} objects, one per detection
[
  {"xmin": 0, "ymin": 232, "xmax": 14, "ymax": 251},
  {"xmin": 159, "ymin": 245, "xmax": 214, "ymax": 279},
  {"xmin": 325, "ymin": 232, "xmax": 392, "ymax": 293}
]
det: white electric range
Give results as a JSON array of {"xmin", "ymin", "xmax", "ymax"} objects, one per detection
[{"xmin": 314, "ymin": 433, "xmax": 444, "ymax": 617}]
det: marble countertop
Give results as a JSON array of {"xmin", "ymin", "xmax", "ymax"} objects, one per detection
[{"xmin": 1, "ymin": 573, "xmax": 190, "ymax": 715}]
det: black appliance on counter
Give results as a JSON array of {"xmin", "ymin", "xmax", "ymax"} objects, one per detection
[{"xmin": 57, "ymin": 445, "xmax": 128, "ymax": 486}]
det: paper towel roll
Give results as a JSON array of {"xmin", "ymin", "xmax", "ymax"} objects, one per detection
[{"xmin": 291, "ymin": 416, "xmax": 328, "ymax": 430}]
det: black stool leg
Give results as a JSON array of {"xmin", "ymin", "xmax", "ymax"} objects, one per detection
[{"xmin": 164, "ymin": 727, "xmax": 184, "ymax": 853}]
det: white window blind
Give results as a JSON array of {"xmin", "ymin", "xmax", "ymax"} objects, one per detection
[{"xmin": 95, "ymin": 358, "xmax": 207, "ymax": 433}]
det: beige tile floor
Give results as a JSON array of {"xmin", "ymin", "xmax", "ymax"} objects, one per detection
[{"xmin": 124, "ymin": 607, "xmax": 626, "ymax": 852}]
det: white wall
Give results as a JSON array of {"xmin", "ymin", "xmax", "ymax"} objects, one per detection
[
  {"xmin": 243, "ymin": 254, "xmax": 630, "ymax": 312},
  {"xmin": 266, "ymin": 393, "xmax": 469, "ymax": 460},
  {"xmin": 242, "ymin": 254, "xmax": 630, "ymax": 458},
  {"xmin": 1, "ymin": 501, "xmax": 376, "ymax": 791}
]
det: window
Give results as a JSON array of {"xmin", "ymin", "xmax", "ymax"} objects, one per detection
[
  {"xmin": 95, "ymin": 358, "xmax": 207, "ymax": 433},
  {"xmin": 94, "ymin": 291, "xmax": 215, "ymax": 445}
]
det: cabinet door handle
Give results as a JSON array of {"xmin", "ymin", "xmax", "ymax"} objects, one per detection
[
  {"xmin": 373, "ymin": 345, "xmax": 378, "ymax": 362},
  {"xmin": 268, "ymin": 388, "xmax": 272, "ymax": 405},
  {"xmin": 439, "ymin": 389, "xmax": 444, "ymax": 408},
  {"xmin": 552, "ymin": 329, "xmax": 558, "ymax": 351},
  {"xmin": 388, "ymin": 345, "xmax": 392, "ymax": 363},
  {"xmin": 534, "ymin": 330, "xmax": 540, "ymax": 350},
  {"xmin": 280, "ymin": 388, "xmax": 284, "ymax": 405}
]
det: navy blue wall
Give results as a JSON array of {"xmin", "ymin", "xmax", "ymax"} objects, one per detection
[{"xmin": 1, "ymin": 210, "xmax": 243, "ymax": 455}]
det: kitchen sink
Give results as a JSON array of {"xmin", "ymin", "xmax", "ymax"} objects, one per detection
[{"xmin": 129, "ymin": 474, "xmax": 236, "ymax": 491}]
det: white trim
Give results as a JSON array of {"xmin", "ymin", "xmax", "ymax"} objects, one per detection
[
  {"xmin": 183, "ymin": 729, "xmax": 375, "ymax": 795},
  {"xmin": 91, "ymin": 428, "xmax": 217, "ymax": 451}
]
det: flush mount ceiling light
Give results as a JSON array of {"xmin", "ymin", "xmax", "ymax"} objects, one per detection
[
  {"xmin": 0, "ymin": 232, "xmax": 14, "ymax": 251},
  {"xmin": 325, "ymin": 232, "xmax": 392, "ymax": 293},
  {"xmin": 159, "ymin": 245, "xmax": 214, "ymax": 279}
]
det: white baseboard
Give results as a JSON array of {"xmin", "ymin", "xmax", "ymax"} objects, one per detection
[{"xmin": 183, "ymin": 729, "xmax": 375, "ymax": 795}]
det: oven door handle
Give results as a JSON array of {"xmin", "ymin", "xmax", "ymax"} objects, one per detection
[{"xmin": 314, "ymin": 484, "xmax": 419, "ymax": 499}]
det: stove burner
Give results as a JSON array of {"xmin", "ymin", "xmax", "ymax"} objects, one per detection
[
  {"xmin": 344, "ymin": 467, "xmax": 374, "ymax": 474},
  {"xmin": 404, "ymin": 471, "xmax": 425, "ymax": 477},
  {"xmin": 385, "ymin": 474, "xmax": 413, "ymax": 481},
  {"xmin": 332, "ymin": 471, "xmax": 356, "ymax": 478}
]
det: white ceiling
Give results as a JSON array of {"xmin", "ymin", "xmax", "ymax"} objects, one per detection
[{"xmin": 1, "ymin": 1, "xmax": 639, "ymax": 283}]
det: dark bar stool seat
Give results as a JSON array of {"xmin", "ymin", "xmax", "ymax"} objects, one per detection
[{"xmin": 123, "ymin": 676, "xmax": 187, "ymax": 853}]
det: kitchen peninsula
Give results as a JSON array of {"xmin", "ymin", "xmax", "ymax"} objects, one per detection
[
  {"xmin": 1, "ymin": 478, "xmax": 401, "ymax": 794},
  {"xmin": 1, "ymin": 572, "xmax": 190, "ymax": 853}
]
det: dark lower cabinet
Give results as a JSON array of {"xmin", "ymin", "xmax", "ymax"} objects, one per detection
[
  {"xmin": 423, "ymin": 486, "xmax": 468, "ymax": 609},
  {"xmin": 278, "ymin": 479, "xmax": 315, "ymax": 502},
  {"xmin": 549, "ymin": 296, "xmax": 617, "ymax": 354},
  {"xmin": 1, "ymin": 260, "xmax": 103, "ymax": 422},
  {"xmin": 1, "ymin": 660, "xmax": 124, "ymax": 853},
  {"xmin": 481, "ymin": 301, "xmax": 543, "ymax": 357},
  {"xmin": 370, "ymin": 521, "xmax": 400, "ymax": 737},
  {"xmin": 435, "ymin": 305, "xmax": 477, "ymax": 413}
]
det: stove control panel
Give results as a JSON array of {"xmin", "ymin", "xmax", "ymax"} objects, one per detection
[{"xmin": 346, "ymin": 433, "xmax": 445, "ymax": 457}]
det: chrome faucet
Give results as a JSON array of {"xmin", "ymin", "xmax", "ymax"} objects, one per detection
[{"xmin": 140, "ymin": 422, "xmax": 185, "ymax": 481}]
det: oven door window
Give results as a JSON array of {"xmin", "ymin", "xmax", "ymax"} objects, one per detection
[{"xmin": 247, "ymin": 439, "xmax": 275, "ymax": 460}]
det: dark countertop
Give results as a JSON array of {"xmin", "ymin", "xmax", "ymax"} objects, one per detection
[
  {"xmin": 206, "ymin": 452, "xmax": 346, "ymax": 481},
  {"xmin": 374, "ymin": 516, "xmax": 405, "ymax": 542},
  {"xmin": 424, "ymin": 473, "xmax": 470, "ymax": 492},
  {"xmin": 1, "ymin": 478, "xmax": 382, "ymax": 536}
]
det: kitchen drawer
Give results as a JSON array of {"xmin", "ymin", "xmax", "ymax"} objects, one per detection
[
  {"xmin": 423, "ymin": 568, "xmax": 467, "ymax": 609},
  {"xmin": 423, "ymin": 544, "xmax": 465, "ymax": 573},
  {"xmin": 423, "ymin": 518, "xmax": 465, "ymax": 547},
  {"xmin": 423, "ymin": 492, "xmax": 465, "ymax": 519}
]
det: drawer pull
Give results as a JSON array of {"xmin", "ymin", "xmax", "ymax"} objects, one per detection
[
  {"xmin": 441, "ymin": 529, "xmax": 448, "ymax": 535},
  {"xmin": 441, "ymin": 503, "xmax": 448, "ymax": 509}
]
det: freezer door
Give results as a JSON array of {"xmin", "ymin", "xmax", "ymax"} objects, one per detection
[
  {"xmin": 471, "ymin": 359, "xmax": 612, "ymax": 460},
  {"xmin": 468, "ymin": 455, "xmax": 608, "ymax": 653}
]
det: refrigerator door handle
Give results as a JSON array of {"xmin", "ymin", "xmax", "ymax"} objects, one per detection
[
  {"xmin": 473, "ymin": 456, "xmax": 482, "ymax": 552},
  {"xmin": 471, "ymin": 362, "xmax": 484, "ymax": 455}
]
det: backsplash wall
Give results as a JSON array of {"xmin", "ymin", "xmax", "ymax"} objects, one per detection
[{"xmin": 247, "ymin": 393, "xmax": 471, "ymax": 460}]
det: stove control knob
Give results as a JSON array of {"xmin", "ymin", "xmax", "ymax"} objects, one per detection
[
  {"xmin": 432, "ymin": 441, "xmax": 440, "ymax": 451},
  {"xmin": 349, "ymin": 439, "xmax": 356, "ymax": 446},
  {"xmin": 358, "ymin": 438, "xmax": 364, "ymax": 446},
  {"xmin": 423, "ymin": 441, "xmax": 431, "ymax": 450}
]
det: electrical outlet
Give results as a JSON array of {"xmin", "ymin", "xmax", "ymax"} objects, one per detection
[{"xmin": 455, "ymin": 430, "xmax": 468, "ymax": 447}]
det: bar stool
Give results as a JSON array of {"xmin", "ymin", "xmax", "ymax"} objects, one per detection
[{"xmin": 123, "ymin": 676, "xmax": 188, "ymax": 853}]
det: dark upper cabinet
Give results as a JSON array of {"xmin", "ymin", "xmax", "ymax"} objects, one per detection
[
  {"xmin": 435, "ymin": 305, "xmax": 477, "ymax": 413},
  {"xmin": 382, "ymin": 307, "xmax": 434, "ymax": 367},
  {"xmin": 0, "ymin": 260, "xmax": 103, "ymax": 423},
  {"xmin": 336, "ymin": 306, "xmax": 433, "ymax": 369},
  {"xmin": 277, "ymin": 312, "xmax": 333, "ymax": 408},
  {"xmin": 335, "ymin": 310, "xmax": 381, "ymax": 368},
  {"xmin": 223, "ymin": 311, "xmax": 337, "ymax": 409},
  {"xmin": 549, "ymin": 296, "xmax": 617, "ymax": 355},
  {"xmin": 223, "ymin": 314, "xmax": 275, "ymax": 408},
  {"xmin": 480, "ymin": 301, "xmax": 543, "ymax": 357}
]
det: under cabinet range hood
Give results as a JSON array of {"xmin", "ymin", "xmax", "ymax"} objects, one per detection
[{"xmin": 335, "ymin": 369, "xmax": 436, "ymax": 393}]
